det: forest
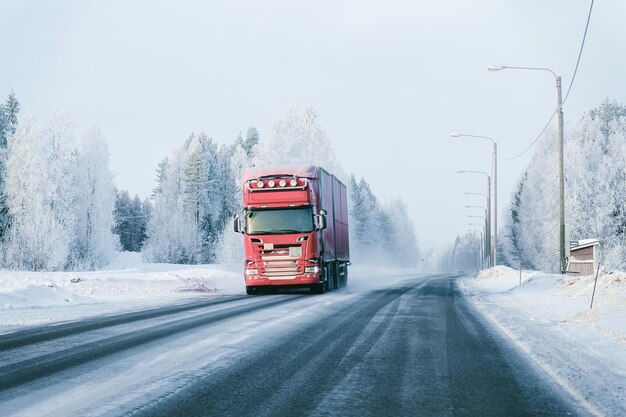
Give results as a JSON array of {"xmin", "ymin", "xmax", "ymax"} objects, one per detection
[{"xmin": 0, "ymin": 94, "xmax": 419, "ymax": 271}]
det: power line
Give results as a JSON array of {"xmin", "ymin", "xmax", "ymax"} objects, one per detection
[
  {"xmin": 564, "ymin": 0, "xmax": 595, "ymax": 105},
  {"xmin": 505, "ymin": 0, "xmax": 595, "ymax": 161}
]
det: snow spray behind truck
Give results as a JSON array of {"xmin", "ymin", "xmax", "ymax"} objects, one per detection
[{"xmin": 234, "ymin": 165, "xmax": 350, "ymax": 294}]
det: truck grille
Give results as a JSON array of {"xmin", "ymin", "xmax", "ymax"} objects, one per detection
[{"xmin": 259, "ymin": 245, "xmax": 303, "ymax": 278}]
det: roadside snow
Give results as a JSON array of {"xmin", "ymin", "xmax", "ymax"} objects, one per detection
[
  {"xmin": 0, "ymin": 252, "xmax": 244, "ymax": 329},
  {"xmin": 0, "ymin": 252, "xmax": 420, "ymax": 330},
  {"xmin": 460, "ymin": 266, "xmax": 626, "ymax": 417}
]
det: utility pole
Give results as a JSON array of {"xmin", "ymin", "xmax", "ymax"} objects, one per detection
[
  {"xmin": 556, "ymin": 76, "xmax": 566, "ymax": 273},
  {"xmin": 451, "ymin": 133, "xmax": 497, "ymax": 267},
  {"xmin": 487, "ymin": 64, "xmax": 565, "ymax": 273}
]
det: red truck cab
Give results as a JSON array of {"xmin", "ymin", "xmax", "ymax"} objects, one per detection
[{"xmin": 234, "ymin": 165, "xmax": 350, "ymax": 294}]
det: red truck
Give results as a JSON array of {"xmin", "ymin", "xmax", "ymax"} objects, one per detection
[{"xmin": 234, "ymin": 165, "xmax": 350, "ymax": 294}]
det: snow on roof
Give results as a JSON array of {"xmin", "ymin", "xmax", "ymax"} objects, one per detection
[
  {"xmin": 571, "ymin": 238, "xmax": 600, "ymax": 250},
  {"xmin": 242, "ymin": 165, "xmax": 319, "ymax": 181}
]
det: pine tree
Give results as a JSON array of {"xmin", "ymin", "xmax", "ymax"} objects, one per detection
[
  {"xmin": 152, "ymin": 157, "xmax": 170, "ymax": 198},
  {"xmin": 0, "ymin": 91, "xmax": 20, "ymax": 242},
  {"xmin": 243, "ymin": 127, "xmax": 260, "ymax": 159}
]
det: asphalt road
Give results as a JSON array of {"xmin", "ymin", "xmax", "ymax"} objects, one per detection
[{"xmin": 0, "ymin": 275, "xmax": 585, "ymax": 417}]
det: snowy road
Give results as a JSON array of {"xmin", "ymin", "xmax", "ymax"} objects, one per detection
[{"xmin": 0, "ymin": 275, "xmax": 585, "ymax": 416}]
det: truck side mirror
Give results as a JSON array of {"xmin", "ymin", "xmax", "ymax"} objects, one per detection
[
  {"xmin": 233, "ymin": 213, "xmax": 242, "ymax": 233},
  {"xmin": 317, "ymin": 210, "xmax": 327, "ymax": 230}
]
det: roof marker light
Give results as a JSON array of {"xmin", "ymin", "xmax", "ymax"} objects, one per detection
[
  {"xmin": 257, "ymin": 180, "xmax": 264, "ymax": 188},
  {"xmin": 268, "ymin": 180, "xmax": 275, "ymax": 188},
  {"xmin": 290, "ymin": 179, "xmax": 298, "ymax": 187},
  {"xmin": 279, "ymin": 180, "xmax": 286, "ymax": 187}
]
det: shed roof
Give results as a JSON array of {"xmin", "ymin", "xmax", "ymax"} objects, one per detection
[{"xmin": 571, "ymin": 238, "xmax": 600, "ymax": 250}]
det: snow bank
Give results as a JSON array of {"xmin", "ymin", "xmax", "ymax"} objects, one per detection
[
  {"xmin": 0, "ymin": 252, "xmax": 244, "ymax": 329},
  {"xmin": 461, "ymin": 266, "xmax": 626, "ymax": 416},
  {"xmin": 466, "ymin": 266, "xmax": 626, "ymax": 339}
]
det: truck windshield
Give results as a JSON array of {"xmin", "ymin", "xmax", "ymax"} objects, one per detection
[{"xmin": 246, "ymin": 207, "xmax": 314, "ymax": 235}]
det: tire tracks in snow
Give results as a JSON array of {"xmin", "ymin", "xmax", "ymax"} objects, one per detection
[{"xmin": 0, "ymin": 295, "xmax": 302, "ymax": 392}]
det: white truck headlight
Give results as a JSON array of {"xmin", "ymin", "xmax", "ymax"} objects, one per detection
[
  {"xmin": 245, "ymin": 268, "xmax": 259, "ymax": 276},
  {"xmin": 305, "ymin": 266, "xmax": 320, "ymax": 274}
]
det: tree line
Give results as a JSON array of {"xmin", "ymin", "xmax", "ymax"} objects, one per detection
[
  {"xmin": 433, "ymin": 99, "xmax": 626, "ymax": 273},
  {"xmin": 0, "ymin": 97, "xmax": 419, "ymax": 271}
]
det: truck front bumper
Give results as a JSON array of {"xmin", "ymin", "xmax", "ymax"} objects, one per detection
[{"xmin": 245, "ymin": 273, "xmax": 320, "ymax": 287}]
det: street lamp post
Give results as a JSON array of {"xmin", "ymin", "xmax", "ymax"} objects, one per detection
[
  {"xmin": 464, "ymin": 199, "xmax": 489, "ymax": 269},
  {"xmin": 467, "ymin": 228, "xmax": 485, "ymax": 270},
  {"xmin": 459, "ymin": 170, "xmax": 492, "ymax": 267},
  {"xmin": 452, "ymin": 133, "xmax": 498, "ymax": 266},
  {"xmin": 469, "ymin": 223, "xmax": 486, "ymax": 269},
  {"xmin": 487, "ymin": 64, "xmax": 566, "ymax": 274}
]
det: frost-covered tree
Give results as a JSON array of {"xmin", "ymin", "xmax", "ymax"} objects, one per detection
[
  {"xmin": 243, "ymin": 127, "xmax": 260, "ymax": 159},
  {"xmin": 253, "ymin": 106, "xmax": 345, "ymax": 180},
  {"xmin": 429, "ymin": 232, "xmax": 481, "ymax": 273},
  {"xmin": 2, "ymin": 112, "xmax": 120, "ymax": 271},
  {"xmin": 500, "ymin": 99, "xmax": 626, "ymax": 271},
  {"xmin": 385, "ymin": 198, "xmax": 420, "ymax": 267},
  {"xmin": 0, "ymin": 91, "xmax": 20, "ymax": 241},
  {"xmin": 152, "ymin": 157, "xmax": 169, "ymax": 198},
  {"xmin": 2, "ymin": 114, "xmax": 76, "ymax": 270},
  {"xmin": 70, "ymin": 125, "xmax": 119, "ymax": 268},
  {"xmin": 215, "ymin": 140, "xmax": 249, "ymax": 266},
  {"xmin": 349, "ymin": 175, "xmax": 418, "ymax": 266},
  {"xmin": 144, "ymin": 144, "xmax": 199, "ymax": 264},
  {"xmin": 144, "ymin": 133, "xmax": 226, "ymax": 263},
  {"xmin": 2, "ymin": 92, "xmax": 20, "ymax": 143}
]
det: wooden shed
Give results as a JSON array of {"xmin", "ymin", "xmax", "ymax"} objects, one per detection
[{"xmin": 567, "ymin": 238, "xmax": 599, "ymax": 276}]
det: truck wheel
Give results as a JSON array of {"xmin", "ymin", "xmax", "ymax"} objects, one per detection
[{"xmin": 325, "ymin": 265, "xmax": 335, "ymax": 291}]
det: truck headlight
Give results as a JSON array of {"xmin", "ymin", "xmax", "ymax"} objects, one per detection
[
  {"xmin": 245, "ymin": 269, "xmax": 259, "ymax": 276},
  {"xmin": 305, "ymin": 266, "xmax": 320, "ymax": 274}
]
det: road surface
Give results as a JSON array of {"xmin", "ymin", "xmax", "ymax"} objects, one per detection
[{"xmin": 0, "ymin": 275, "xmax": 585, "ymax": 416}]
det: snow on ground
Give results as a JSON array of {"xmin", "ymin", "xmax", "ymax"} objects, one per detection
[
  {"xmin": 0, "ymin": 252, "xmax": 243, "ymax": 329},
  {"xmin": 0, "ymin": 252, "xmax": 420, "ymax": 330},
  {"xmin": 460, "ymin": 266, "xmax": 626, "ymax": 417}
]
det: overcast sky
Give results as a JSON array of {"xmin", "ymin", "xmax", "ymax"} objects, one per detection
[{"xmin": 1, "ymin": 0, "xmax": 624, "ymax": 251}]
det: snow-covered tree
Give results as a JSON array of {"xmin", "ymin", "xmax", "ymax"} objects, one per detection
[
  {"xmin": 385, "ymin": 198, "xmax": 420, "ymax": 267},
  {"xmin": 2, "ymin": 114, "xmax": 76, "ymax": 270},
  {"xmin": 253, "ymin": 106, "xmax": 345, "ymax": 180},
  {"xmin": 429, "ymin": 232, "xmax": 482, "ymax": 274},
  {"xmin": 144, "ymin": 133, "xmax": 226, "ymax": 263},
  {"xmin": 0, "ymin": 91, "xmax": 20, "ymax": 241},
  {"xmin": 243, "ymin": 127, "xmax": 260, "ymax": 159},
  {"xmin": 71, "ymin": 125, "xmax": 119, "ymax": 268},
  {"xmin": 349, "ymin": 175, "xmax": 418, "ymax": 266},
  {"xmin": 500, "ymin": 99, "xmax": 626, "ymax": 271}
]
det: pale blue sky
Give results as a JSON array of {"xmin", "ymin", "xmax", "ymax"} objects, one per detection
[{"xmin": 1, "ymin": 0, "xmax": 624, "ymax": 249}]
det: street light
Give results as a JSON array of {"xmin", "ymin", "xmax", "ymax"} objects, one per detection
[
  {"xmin": 463, "ymin": 192, "xmax": 488, "ymax": 199},
  {"xmin": 466, "ymin": 228, "xmax": 485, "ymax": 270},
  {"xmin": 488, "ymin": 63, "xmax": 566, "ymax": 274},
  {"xmin": 452, "ymin": 133, "xmax": 498, "ymax": 267},
  {"xmin": 466, "ymin": 204, "xmax": 488, "ymax": 268},
  {"xmin": 459, "ymin": 170, "xmax": 492, "ymax": 267}
]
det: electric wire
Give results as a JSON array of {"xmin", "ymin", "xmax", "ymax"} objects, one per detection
[{"xmin": 505, "ymin": 0, "xmax": 595, "ymax": 161}]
